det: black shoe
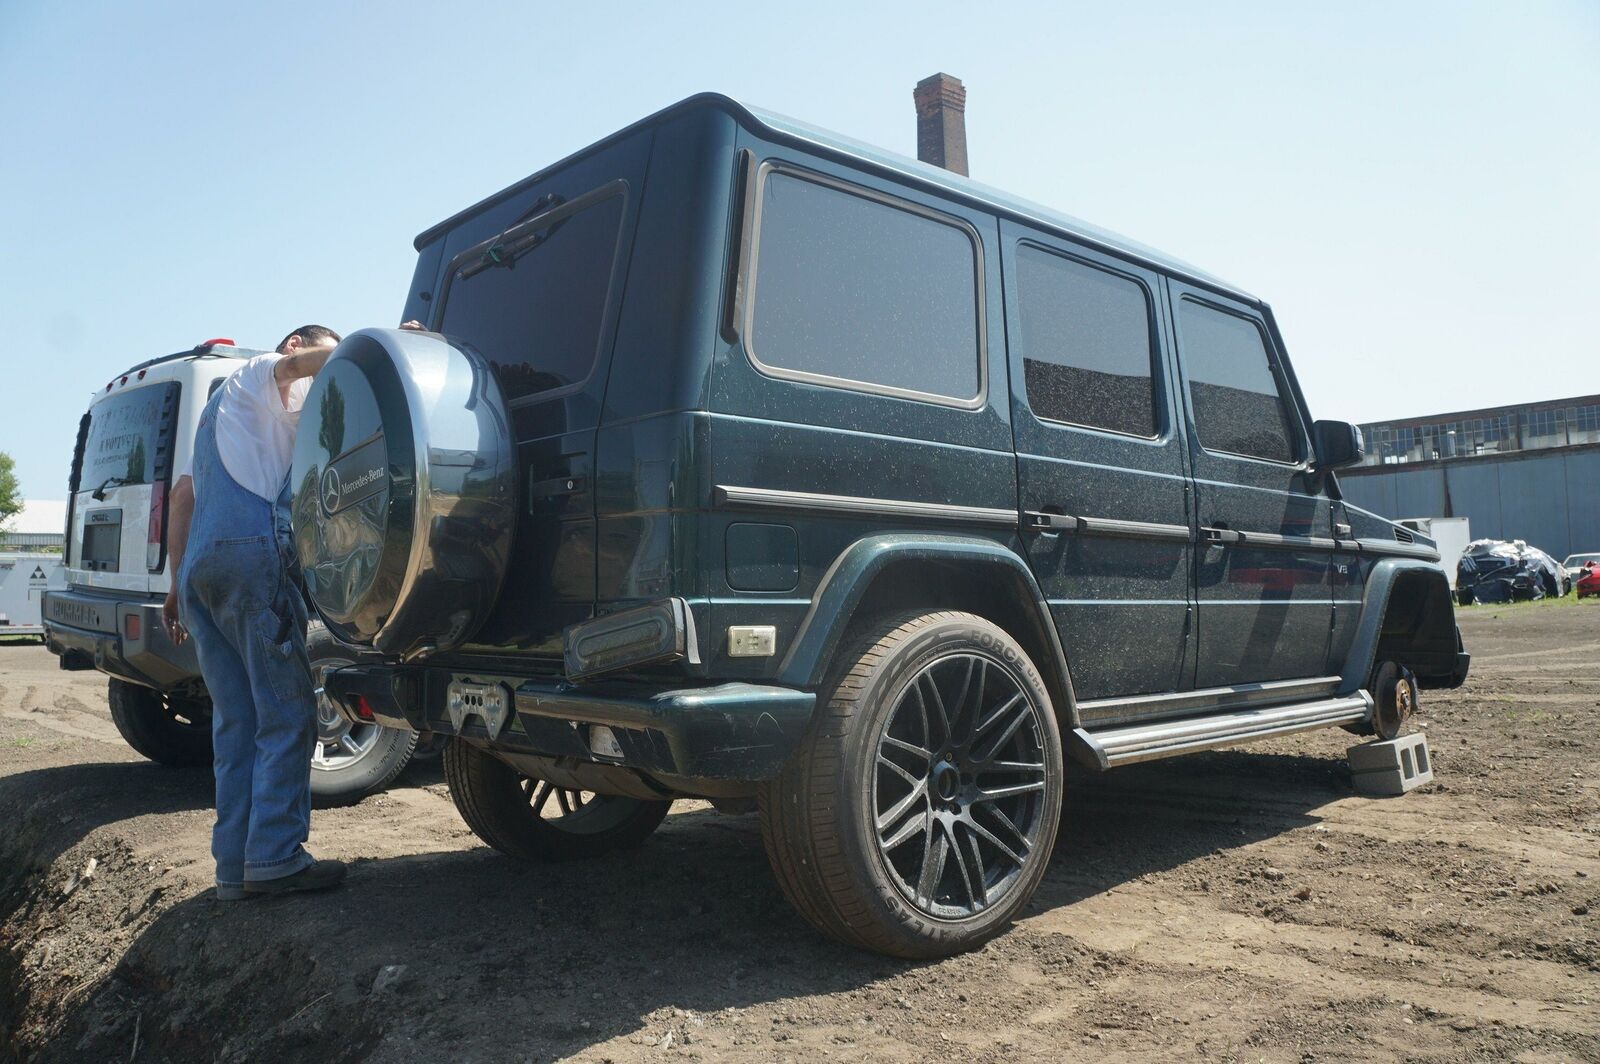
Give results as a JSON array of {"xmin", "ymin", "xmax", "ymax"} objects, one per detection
[{"xmin": 243, "ymin": 859, "xmax": 347, "ymax": 896}]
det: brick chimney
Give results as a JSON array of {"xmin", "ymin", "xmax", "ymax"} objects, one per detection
[{"xmin": 914, "ymin": 72, "xmax": 968, "ymax": 176}]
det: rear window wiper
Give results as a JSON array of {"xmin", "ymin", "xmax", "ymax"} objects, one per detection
[
  {"xmin": 90, "ymin": 475, "xmax": 129, "ymax": 500},
  {"xmin": 461, "ymin": 217, "xmax": 571, "ymax": 280},
  {"xmin": 458, "ymin": 192, "xmax": 573, "ymax": 281}
]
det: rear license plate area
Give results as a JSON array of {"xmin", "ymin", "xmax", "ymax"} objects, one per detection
[{"xmin": 82, "ymin": 510, "xmax": 123, "ymax": 572}]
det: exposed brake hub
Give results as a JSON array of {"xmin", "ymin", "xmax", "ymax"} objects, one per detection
[{"xmin": 1371, "ymin": 662, "xmax": 1418, "ymax": 741}]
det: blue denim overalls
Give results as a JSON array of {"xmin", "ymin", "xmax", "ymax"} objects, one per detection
[{"xmin": 179, "ymin": 389, "xmax": 316, "ymax": 892}]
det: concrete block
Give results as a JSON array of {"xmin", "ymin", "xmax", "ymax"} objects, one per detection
[{"xmin": 1348, "ymin": 733, "xmax": 1433, "ymax": 796}]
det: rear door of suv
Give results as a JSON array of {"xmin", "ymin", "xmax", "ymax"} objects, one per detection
[
  {"xmin": 409, "ymin": 134, "xmax": 649, "ymax": 655},
  {"xmin": 1003, "ymin": 224, "xmax": 1194, "ymax": 703},
  {"xmin": 1169, "ymin": 283, "xmax": 1334, "ymax": 686},
  {"xmin": 67, "ymin": 380, "xmax": 182, "ymax": 598}
]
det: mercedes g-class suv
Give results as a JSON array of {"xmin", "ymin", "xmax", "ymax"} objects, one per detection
[
  {"xmin": 41, "ymin": 340, "xmax": 421, "ymax": 803},
  {"xmin": 298, "ymin": 94, "xmax": 1469, "ymax": 958}
]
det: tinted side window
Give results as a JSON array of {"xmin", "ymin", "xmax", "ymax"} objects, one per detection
[
  {"xmin": 749, "ymin": 168, "xmax": 982, "ymax": 404},
  {"xmin": 438, "ymin": 191, "xmax": 625, "ymax": 402},
  {"xmin": 1180, "ymin": 300, "xmax": 1298, "ymax": 463},
  {"xmin": 1016, "ymin": 245, "xmax": 1158, "ymax": 437}
]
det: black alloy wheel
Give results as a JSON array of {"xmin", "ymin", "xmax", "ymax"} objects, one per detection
[{"xmin": 873, "ymin": 652, "xmax": 1050, "ymax": 919}]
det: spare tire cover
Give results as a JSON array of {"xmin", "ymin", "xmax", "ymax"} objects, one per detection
[{"xmin": 290, "ymin": 328, "xmax": 516, "ymax": 658}]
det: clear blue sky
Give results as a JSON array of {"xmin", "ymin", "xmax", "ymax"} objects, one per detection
[{"xmin": 2, "ymin": 1, "xmax": 1595, "ymax": 502}]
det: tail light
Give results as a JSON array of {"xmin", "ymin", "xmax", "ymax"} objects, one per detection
[
  {"xmin": 351, "ymin": 694, "xmax": 376, "ymax": 721},
  {"xmin": 147, "ymin": 480, "xmax": 166, "ymax": 571}
]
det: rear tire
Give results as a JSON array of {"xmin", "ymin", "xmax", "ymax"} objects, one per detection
[
  {"xmin": 307, "ymin": 621, "xmax": 419, "ymax": 807},
  {"xmin": 443, "ymin": 738, "xmax": 671, "ymax": 861},
  {"xmin": 107, "ymin": 678, "xmax": 212, "ymax": 767},
  {"xmin": 759, "ymin": 610, "xmax": 1064, "ymax": 959}
]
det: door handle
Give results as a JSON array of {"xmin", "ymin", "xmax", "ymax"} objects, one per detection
[
  {"xmin": 1201, "ymin": 526, "xmax": 1240, "ymax": 546},
  {"xmin": 1334, "ymin": 522, "xmax": 1353, "ymax": 539},
  {"xmin": 1023, "ymin": 511, "xmax": 1081, "ymax": 534},
  {"xmin": 528, "ymin": 474, "xmax": 587, "ymax": 499}
]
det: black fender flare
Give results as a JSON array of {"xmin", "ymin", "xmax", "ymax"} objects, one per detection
[
  {"xmin": 774, "ymin": 533, "xmax": 1080, "ymax": 727},
  {"xmin": 1337, "ymin": 558, "xmax": 1469, "ymax": 696}
]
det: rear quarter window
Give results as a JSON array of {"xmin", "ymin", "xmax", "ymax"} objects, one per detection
[{"xmin": 746, "ymin": 166, "xmax": 983, "ymax": 406}]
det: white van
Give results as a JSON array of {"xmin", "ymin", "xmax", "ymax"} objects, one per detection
[
  {"xmin": 0, "ymin": 552, "xmax": 66, "ymax": 637},
  {"xmin": 41, "ymin": 339, "xmax": 421, "ymax": 802}
]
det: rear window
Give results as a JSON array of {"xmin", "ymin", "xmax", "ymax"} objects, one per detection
[
  {"xmin": 438, "ymin": 188, "xmax": 626, "ymax": 402},
  {"xmin": 81, "ymin": 382, "xmax": 179, "ymax": 490},
  {"xmin": 747, "ymin": 168, "xmax": 983, "ymax": 405},
  {"xmin": 1179, "ymin": 300, "xmax": 1299, "ymax": 464},
  {"xmin": 1015, "ymin": 245, "xmax": 1158, "ymax": 437}
]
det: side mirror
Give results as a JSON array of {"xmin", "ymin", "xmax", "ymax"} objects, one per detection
[{"xmin": 1312, "ymin": 419, "xmax": 1365, "ymax": 469}]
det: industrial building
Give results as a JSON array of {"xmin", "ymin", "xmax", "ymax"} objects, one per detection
[
  {"xmin": 1339, "ymin": 395, "xmax": 1600, "ymax": 561},
  {"xmin": 0, "ymin": 499, "xmax": 66, "ymax": 552}
]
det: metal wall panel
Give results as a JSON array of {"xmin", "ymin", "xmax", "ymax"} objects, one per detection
[
  {"xmin": 1562, "ymin": 451, "xmax": 1600, "ymax": 556},
  {"xmin": 1343, "ymin": 450, "xmax": 1592, "ymax": 559}
]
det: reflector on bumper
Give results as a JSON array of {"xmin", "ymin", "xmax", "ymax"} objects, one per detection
[{"xmin": 563, "ymin": 598, "xmax": 700, "ymax": 681}]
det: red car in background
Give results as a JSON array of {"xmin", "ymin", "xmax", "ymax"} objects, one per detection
[{"xmin": 1578, "ymin": 561, "xmax": 1600, "ymax": 599}]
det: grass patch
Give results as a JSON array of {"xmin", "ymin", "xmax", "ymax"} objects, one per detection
[{"xmin": 1460, "ymin": 592, "xmax": 1597, "ymax": 613}]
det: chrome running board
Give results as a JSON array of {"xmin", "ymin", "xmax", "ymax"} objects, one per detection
[{"xmin": 1070, "ymin": 692, "xmax": 1373, "ymax": 771}]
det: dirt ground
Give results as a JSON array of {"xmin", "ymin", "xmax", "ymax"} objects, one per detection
[{"xmin": 1, "ymin": 601, "xmax": 1596, "ymax": 1064}]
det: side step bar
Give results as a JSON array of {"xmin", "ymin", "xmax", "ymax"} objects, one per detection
[{"xmin": 1070, "ymin": 692, "xmax": 1373, "ymax": 771}]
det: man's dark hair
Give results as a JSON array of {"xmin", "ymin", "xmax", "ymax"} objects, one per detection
[{"xmin": 275, "ymin": 324, "xmax": 341, "ymax": 354}]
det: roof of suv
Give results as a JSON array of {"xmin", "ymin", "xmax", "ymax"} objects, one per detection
[{"xmin": 414, "ymin": 93, "xmax": 1256, "ymax": 304}]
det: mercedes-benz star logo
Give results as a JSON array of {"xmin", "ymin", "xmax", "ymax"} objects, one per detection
[{"xmin": 321, "ymin": 466, "xmax": 342, "ymax": 515}]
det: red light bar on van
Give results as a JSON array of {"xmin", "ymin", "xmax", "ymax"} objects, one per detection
[
  {"xmin": 199, "ymin": 338, "xmax": 235, "ymax": 347},
  {"xmin": 147, "ymin": 480, "xmax": 166, "ymax": 572}
]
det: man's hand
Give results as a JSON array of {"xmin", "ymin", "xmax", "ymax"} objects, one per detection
[
  {"xmin": 400, "ymin": 320, "xmax": 427, "ymax": 331},
  {"xmin": 163, "ymin": 588, "xmax": 186, "ymax": 646}
]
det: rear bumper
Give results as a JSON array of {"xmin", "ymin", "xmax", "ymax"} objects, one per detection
[
  {"xmin": 326, "ymin": 664, "xmax": 815, "ymax": 782},
  {"xmin": 41, "ymin": 589, "xmax": 200, "ymax": 691}
]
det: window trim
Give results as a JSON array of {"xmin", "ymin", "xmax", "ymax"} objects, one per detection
[
  {"xmin": 432, "ymin": 179, "xmax": 630, "ymax": 407},
  {"xmin": 1177, "ymin": 294, "xmax": 1308, "ymax": 468},
  {"xmin": 742, "ymin": 159, "xmax": 989, "ymax": 411},
  {"xmin": 1013, "ymin": 240, "xmax": 1166, "ymax": 442}
]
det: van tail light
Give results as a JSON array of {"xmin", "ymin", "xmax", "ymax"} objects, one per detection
[{"xmin": 147, "ymin": 480, "xmax": 167, "ymax": 571}]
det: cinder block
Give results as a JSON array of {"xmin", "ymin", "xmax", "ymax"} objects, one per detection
[{"xmin": 1348, "ymin": 733, "xmax": 1433, "ymax": 796}]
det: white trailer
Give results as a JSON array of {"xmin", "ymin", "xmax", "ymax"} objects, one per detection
[
  {"xmin": 1398, "ymin": 517, "xmax": 1472, "ymax": 589},
  {"xmin": 0, "ymin": 552, "xmax": 67, "ymax": 637}
]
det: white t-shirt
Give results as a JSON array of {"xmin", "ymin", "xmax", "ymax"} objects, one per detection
[{"xmin": 179, "ymin": 354, "xmax": 310, "ymax": 502}]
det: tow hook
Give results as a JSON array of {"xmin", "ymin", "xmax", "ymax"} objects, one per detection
[{"xmin": 446, "ymin": 679, "xmax": 514, "ymax": 740}]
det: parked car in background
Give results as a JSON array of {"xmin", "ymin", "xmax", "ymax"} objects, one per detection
[
  {"xmin": 296, "ymin": 94, "xmax": 1469, "ymax": 958},
  {"xmin": 1562, "ymin": 552, "xmax": 1600, "ymax": 579},
  {"xmin": 39, "ymin": 339, "xmax": 425, "ymax": 803},
  {"xmin": 1576, "ymin": 561, "xmax": 1600, "ymax": 600},
  {"xmin": 1456, "ymin": 539, "xmax": 1571, "ymax": 604},
  {"xmin": 0, "ymin": 552, "xmax": 66, "ymax": 639}
]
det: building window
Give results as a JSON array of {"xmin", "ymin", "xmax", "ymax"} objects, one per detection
[{"xmin": 1014, "ymin": 245, "xmax": 1159, "ymax": 437}]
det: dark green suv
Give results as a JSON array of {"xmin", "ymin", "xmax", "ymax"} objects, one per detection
[{"xmin": 294, "ymin": 94, "xmax": 1469, "ymax": 958}]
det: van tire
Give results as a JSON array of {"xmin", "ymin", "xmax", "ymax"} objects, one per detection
[
  {"xmin": 107, "ymin": 678, "xmax": 212, "ymax": 768},
  {"xmin": 307, "ymin": 621, "xmax": 419, "ymax": 807},
  {"xmin": 758, "ymin": 611, "xmax": 1064, "ymax": 958},
  {"xmin": 442, "ymin": 738, "xmax": 671, "ymax": 861}
]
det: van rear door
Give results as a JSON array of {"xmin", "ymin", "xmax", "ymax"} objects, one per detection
[
  {"xmin": 413, "ymin": 133, "xmax": 650, "ymax": 655},
  {"xmin": 67, "ymin": 381, "xmax": 182, "ymax": 597}
]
